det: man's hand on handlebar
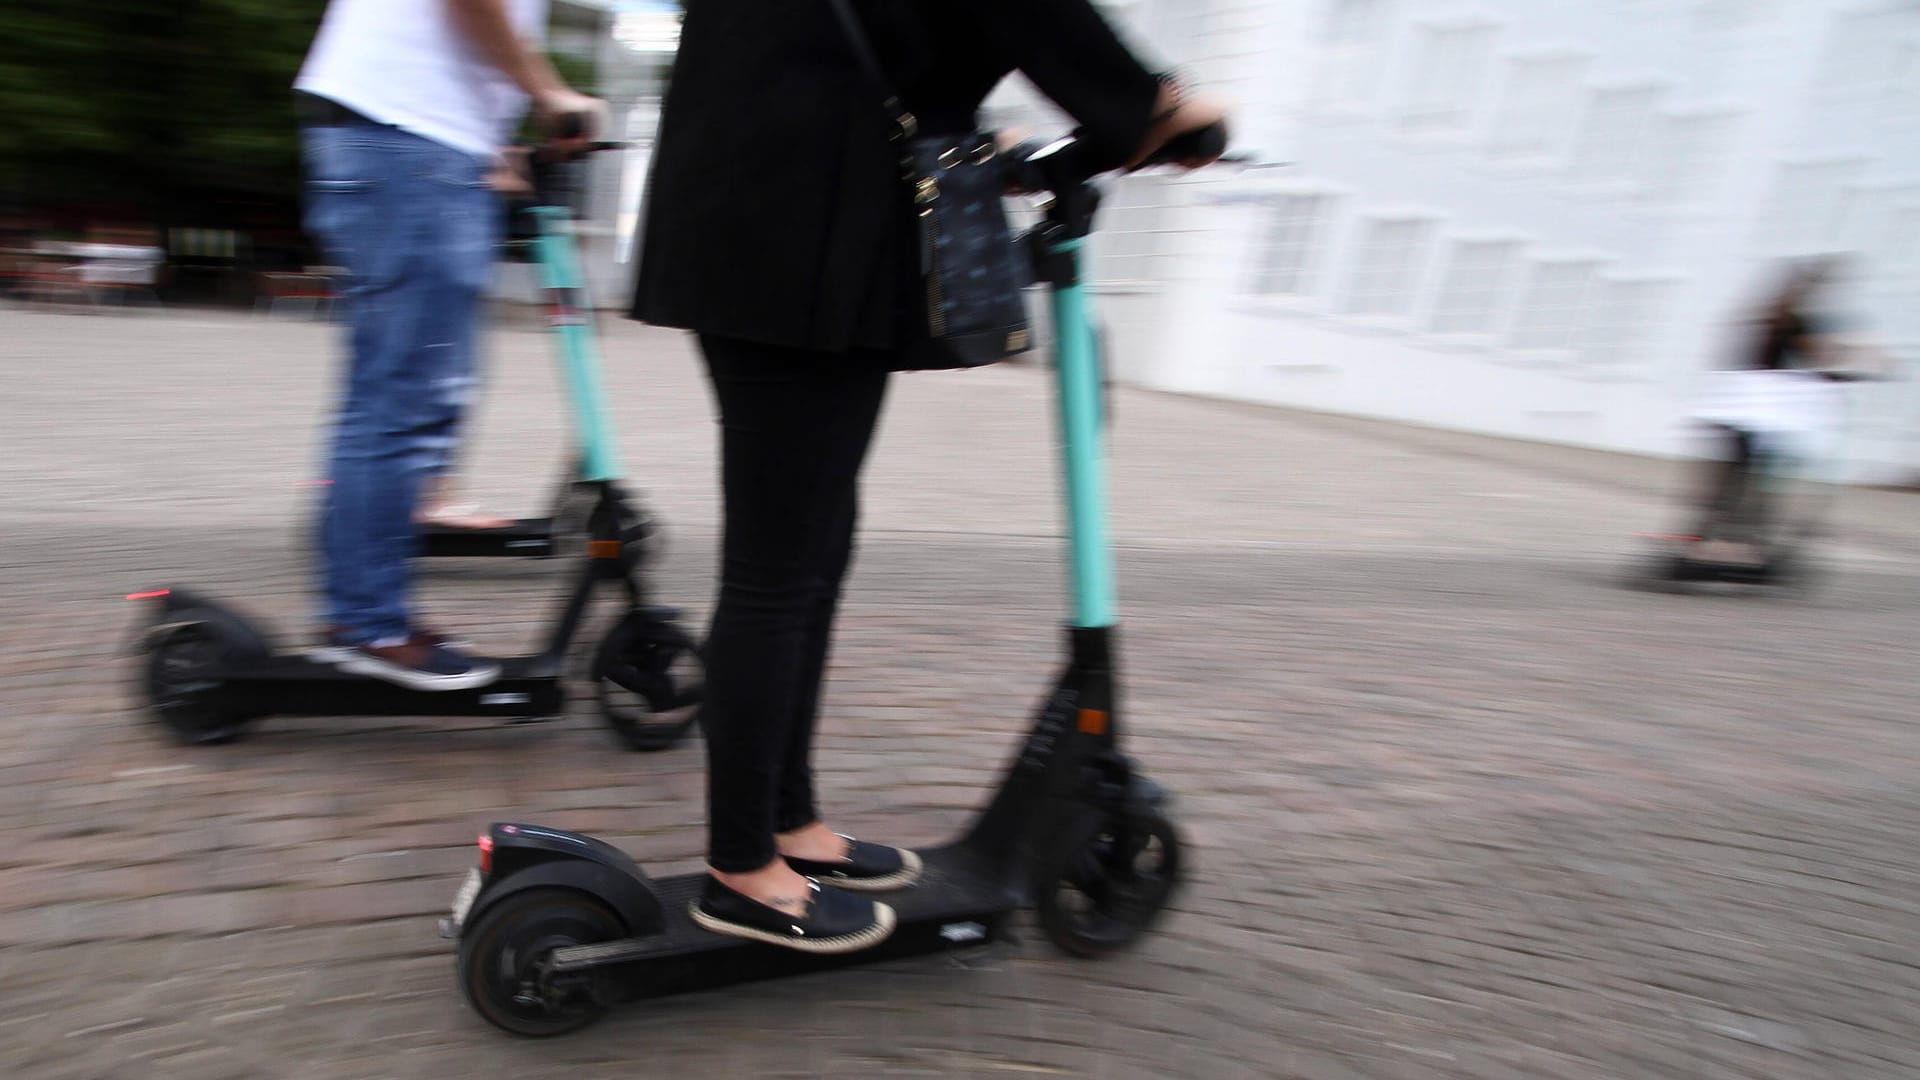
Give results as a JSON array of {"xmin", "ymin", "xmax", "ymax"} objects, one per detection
[
  {"xmin": 534, "ymin": 88, "xmax": 609, "ymax": 157},
  {"xmin": 489, "ymin": 146, "xmax": 535, "ymax": 196}
]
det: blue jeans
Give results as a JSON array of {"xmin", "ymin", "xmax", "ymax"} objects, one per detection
[{"xmin": 301, "ymin": 123, "xmax": 500, "ymax": 644}]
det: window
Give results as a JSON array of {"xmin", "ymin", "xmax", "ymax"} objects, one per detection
[
  {"xmin": 1343, "ymin": 217, "xmax": 1434, "ymax": 317},
  {"xmin": 1692, "ymin": 0, "xmax": 1776, "ymax": 34},
  {"xmin": 1887, "ymin": 37, "xmax": 1920, "ymax": 118},
  {"xmin": 1486, "ymin": 54, "xmax": 1588, "ymax": 159},
  {"xmin": 1814, "ymin": 8, "xmax": 1912, "ymax": 93},
  {"xmin": 1873, "ymin": 202, "xmax": 1920, "ymax": 273},
  {"xmin": 1311, "ymin": 0, "xmax": 1393, "ymax": 112},
  {"xmin": 1087, "ymin": 175, "xmax": 1168, "ymax": 285},
  {"xmin": 1248, "ymin": 194, "xmax": 1335, "ymax": 297},
  {"xmin": 1756, "ymin": 160, "xmax": 1864, "ymax": 254},
  {"xmin": 1509, "ymin": 259, "xmax": 1601, "ymax": 351},
  {"xmin": 1429, "ymin": 239, "xmax": 1519, "ymax": 335},
  {"xmin": 1398, "ymin": 23, "xmax": 1498, "ymax": 132},
  {"xmin": 1568, "ymin": 85, "xmax": 1663, "ymax": 186},
  {"xmin": 1325, "ymin": 0, "xmax": 1388, "ymax": 47},
  {"xmin": 1637, "ymin": 112, "xmax": 1738, "ymax": 206},
  {"xmin": 1582, "ymin": 278, "xmax": 1674, "ymax": 371}
]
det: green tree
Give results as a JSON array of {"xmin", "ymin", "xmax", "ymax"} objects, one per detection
[
  {"xmin": 0, "ymin": 0, "xmax": 328, "ymax": 215},
  {"xmin": 0, "ymin": 1, "xmax": 595, "ymax": 221}
]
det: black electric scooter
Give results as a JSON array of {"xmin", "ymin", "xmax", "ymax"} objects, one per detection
[
  {"xmin": 438, "ymin": 124, "xmax": 1228, "ymax": 1038},
  {"xmin": 130, "ymin": 146, "xmax": 702, "ymax": 753}
]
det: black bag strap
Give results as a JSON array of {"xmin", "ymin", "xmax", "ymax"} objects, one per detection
[{"xmin": 826, "ymin": 0, "xmax": 919, "ymax": 141}]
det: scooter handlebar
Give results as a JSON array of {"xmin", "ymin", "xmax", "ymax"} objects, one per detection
[
  {"xmin": 1009, "ymin": 120, "xmax": 1231, "ymax": 195},
  {"xmin": 1139, "ymin": 122, "xmax": 1230, "ymax": 168}
]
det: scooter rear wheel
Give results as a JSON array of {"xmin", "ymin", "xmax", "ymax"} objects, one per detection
[
  {"xmin": 1035, "ymin": 804, "xmax": 1183, "ymax": 957},
  {"xmin": 144, "ymin": 619, "xmax": 254, "ymax": 745},
  {"xmin": 458, "ymin": 887, "xmax": 623, "ymax": 1037},
  {"xmin": 594, "ymin": 610, "xmax": 703, "ymax": 752}
]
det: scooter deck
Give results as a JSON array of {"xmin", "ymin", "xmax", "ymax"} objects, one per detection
[
  {"xmin": 1665, "ymin": 556, "xmax": 1779, "ymax": 585},
  {"xmin": 419, "ymin": 518, "xmax": 556, "ymax": 559},
  {"xmin": 549, "ymin": 845, "xmax": 1018, "ymax": 1001},
  {"xmin": 203, "ymin": 653, "xmax": 565, "ymax": 719}
]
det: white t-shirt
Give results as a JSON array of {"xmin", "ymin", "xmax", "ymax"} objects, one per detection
[
  {"xmin": 1691, "ymin": 369, "xmax": 1847, "ymax": 463},
  {"xmin": 295, "ymin": 0, "xmax": 549, "ymax": 159}
]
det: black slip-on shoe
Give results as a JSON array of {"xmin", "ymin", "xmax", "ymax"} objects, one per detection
[
  {"xmin": 690, "ymin": 876, "xmax": 895, "ymax": 954},
  {"xmin": 783, "ymin": 835, "xmax": 923, "ymax": 892}
]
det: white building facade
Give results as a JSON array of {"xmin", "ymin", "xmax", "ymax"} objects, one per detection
[
  {"xmin": 1029, "ymin": 0, "xmax": 1920, "ymax": 483},
  {"xmin": 586, "ymin": 0, "xmax": 1919, "ymax": 482}
]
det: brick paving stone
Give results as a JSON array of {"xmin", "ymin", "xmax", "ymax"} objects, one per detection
[{"xmin": 4, "ymin": 307, "xmax": 1920, "ymax": 1077}]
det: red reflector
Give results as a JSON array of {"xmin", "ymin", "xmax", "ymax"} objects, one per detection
[
  {"xmin": 478, "ymin": 833, "xmax": 494, "ymax": 873},
  {"xmin": 126, "ymin": 590, "xmax": 171, "ymax": 601}
]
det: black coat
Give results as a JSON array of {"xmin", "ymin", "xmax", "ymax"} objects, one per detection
[{"xmin": 630, "ymin": 0, "xmax": 1163, "ymax": 354}]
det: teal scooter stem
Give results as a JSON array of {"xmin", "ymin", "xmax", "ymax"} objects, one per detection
[
  {"xmin": 529, "ymin": 205, "xmax": 623, "ymax": 484},
  {"xmin": 1049, "ymin": 238, "xmax": 1118, "ymax": 629}
]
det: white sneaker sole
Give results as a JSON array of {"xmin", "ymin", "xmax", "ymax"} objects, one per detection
[
  {"xmin": 802, "ymin": 848, "xmax": 924, "ymax": 893},
  {"xmin": 688, "ymin": 900, "xmax": 897, "ymax": 955},
  {"xmin": 329, "ymin": 653, "xmax": 502, "ymax": 691}
]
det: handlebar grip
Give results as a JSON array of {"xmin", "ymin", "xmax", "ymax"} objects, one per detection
[
  {"xmin": 553, "ymin": 112, "xmax": 586, "ymax": 140},
  {"xmin": 1142, "ymin": 122, "xmax": 1229, "ymax": 167}
]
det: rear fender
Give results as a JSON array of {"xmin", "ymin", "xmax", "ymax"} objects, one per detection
[{"xmin": 465, "ymin": 859, "xmax": 666, "ymax": 939}]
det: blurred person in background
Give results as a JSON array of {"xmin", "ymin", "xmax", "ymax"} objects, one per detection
[
  {"xmin": 631, "ymin": 1, "xmax": 1227, "ymax": 953},
  {"xmin": 1687, "ymin": 257, "xmax": 1891, "ymax": 563},
  {"xmin": 294, "ymin": 0, "xmax": 601, "ymax": 688}
]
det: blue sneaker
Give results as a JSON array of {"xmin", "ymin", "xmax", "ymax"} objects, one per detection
[{"xmin": 325, "ymin": 631, "xmax": 499, "ymax": 691}]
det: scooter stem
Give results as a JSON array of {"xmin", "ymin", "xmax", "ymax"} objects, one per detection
[
  {"xmin": 531, "ymin": 205, "xmax": 623, "ymax": 483},
  {"xmin": 1049, "ymin": 238, "xmax": 1117, "ymax": 630}
]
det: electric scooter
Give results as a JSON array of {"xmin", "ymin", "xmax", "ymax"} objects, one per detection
[
  {"xmin": 438, "ymin": 123, "xmax": 1229, "ymax": 1038},
  {"xmin": 1639, "ymin": 370, "xmax": 1878, "ymax": 591},
  {"xmin": 1642, "ymin": 441, "xmax": 1816, "ymax": 589},
  {"xmin": 130, "ymin": 145, "xmax": 703, "ymax": 753}
]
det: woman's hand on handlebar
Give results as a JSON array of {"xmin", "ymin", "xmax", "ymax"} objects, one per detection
[{"xmin": 1128, "ymin": 86, "xmax": 1229, "ymax": 171}]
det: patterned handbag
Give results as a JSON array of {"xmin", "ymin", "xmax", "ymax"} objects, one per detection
[{"xmin": 828, "ymin": 0, "xmax": 1032, "ymax": 369}]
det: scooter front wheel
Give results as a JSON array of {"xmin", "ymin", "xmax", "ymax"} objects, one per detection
[
  {"xmin": 458, "ymin": 887, "xmax": 623, "ymax": 1037},
  {"xmin": 594, "ymin": 610, "xmax": 703, "ymax": 752},
  {"xmin": 1035, "ymin": 803, "xmax": 1184, "ymax": 957}
]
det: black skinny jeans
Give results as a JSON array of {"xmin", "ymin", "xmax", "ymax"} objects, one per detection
[
  {"xmin": 699, "ymin": 334, "xmax": 891, "ymax": 872},
  {"xmin": 1696, "ymin": 424, "xmax": 1761, "ymax": 538}
]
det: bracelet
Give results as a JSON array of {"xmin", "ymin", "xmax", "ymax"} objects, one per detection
[{"xmin": 1152, "ymin": 71, "xmax": 1189, "ymax": 125}]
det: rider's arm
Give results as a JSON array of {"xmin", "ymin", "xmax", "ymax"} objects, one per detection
[
  {"xmin": 1798, "ymin": 322, "xmax": 1897, "ymax": 382},
  {"xmin": 971, "ymin": 0, "xmax": 1225, "ymax": 169},
  {"xmin": 1818, "ymin": 335, "xmax": 1897, "ymax": 381},
  {"xmin": 444, "ymin": 0, "xmax": 600, "ymax": 130}
]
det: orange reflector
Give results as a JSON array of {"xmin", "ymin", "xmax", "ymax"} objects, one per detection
[
  {"xmin": 478, "ymin": 833, "xmax": 494, "ymax": 874},
  {"xmin": 589, "ymin": 540, "xmax": 622, "ymax": 559},
  {"xmin": 1078, "ymin": 708, "xmax": 1109, "ymax": 735},
  {"xmin": 126, "ymin": 590, "xmax": 171, "ymax": 601}
]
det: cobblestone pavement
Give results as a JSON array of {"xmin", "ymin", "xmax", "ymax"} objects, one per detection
[{"xmin": 3, "ymin": 307, "xmax": 1918, "ymax": 1079}]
